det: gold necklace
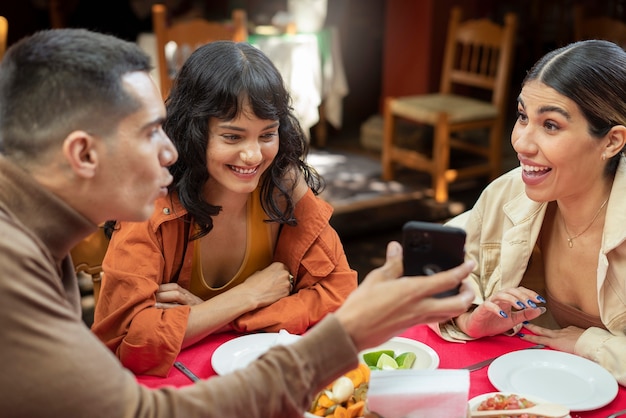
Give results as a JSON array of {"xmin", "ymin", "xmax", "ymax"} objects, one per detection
[{"xmin": 561, "ymin": 198, "xmax": 609, "ymax": 248}]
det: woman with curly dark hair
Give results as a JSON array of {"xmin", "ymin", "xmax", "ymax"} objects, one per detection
[{"xmin": 92, "ymin": 41, "xmax": 358, "ymax": 377}]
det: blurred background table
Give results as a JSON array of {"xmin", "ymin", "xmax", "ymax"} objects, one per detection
[
  {"xmin": 248, "ymin": 27, "xmax": 348, "ymax": 147},
  {"xmin": 137, "ymin": 26, "xmax": 347, "ymax": 148}
]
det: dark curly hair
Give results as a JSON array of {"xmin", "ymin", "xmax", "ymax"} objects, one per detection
[{"xmin": 163, "ymin": 41, "xmax": 323, "ymax": 239}]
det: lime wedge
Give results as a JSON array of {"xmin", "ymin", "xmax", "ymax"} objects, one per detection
[
  {"xmin": 376, "ymin": 353, "xmax": 398, "ymax": 370},
  {"xmin": 395, "ymin": 351, "xmax": 416, "ymax": 369},
  {"xmin": 362, "ymin": 349, "xmax": 395, "ymax": 367}
]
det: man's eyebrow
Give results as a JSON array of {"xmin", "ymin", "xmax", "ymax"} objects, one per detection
[{"xmin": 141, "ymin": 116, "xmax": 165, "ymax": 131}]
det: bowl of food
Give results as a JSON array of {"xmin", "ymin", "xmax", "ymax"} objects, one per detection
[
  {"xmin": 304, "ymin": 338, "xmax": 440, "ymax": 417},
  {"xmin": 467, "ymin": 392, "xmax": 571, "ymax": 418},
  {"xmin": 306, "ymin": 363, "xmax": 370, "ymax": 418},
  {"xmin": 358, "ymin": 336, "xmax": 439, "ymax": 370}
]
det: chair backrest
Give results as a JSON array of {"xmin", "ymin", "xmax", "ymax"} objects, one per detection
[
  {"xmin": 439, "ymin": 7, "xmax": 517, "ymax": 112},
  {"xmin": 0, "ymin": 15, "xmax": 8, "ymax": 61},
  {"xmin": 573, "ymin": 5, "xmax": 626, "ymax": 47},
  {"xmin": 70, "ymin": 227, "xmax": 110, "ymax": 306},
  {"xmin": 152, "ymin": 4, "xmax": 248, "ymax": 99}
]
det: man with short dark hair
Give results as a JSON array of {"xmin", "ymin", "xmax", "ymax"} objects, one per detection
[{"xmin": 0, "ymin": 28, "xmax": 474, "ymax": 417}]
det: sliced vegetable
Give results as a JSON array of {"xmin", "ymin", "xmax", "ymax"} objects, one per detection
[
  {"xmin": 330, "ymin": 376, "xmax": 354, "ymax": 403},
  {"xmin": 395, "ymin": 351, "xmax": 416, "ymax": 369},
  {"xmin": 362, "ymin": 349, "xmax": 395, "ymax": 367},
  {"xmin": 376, "ymin": 353, "xmax": 398, "ymax": 370},
  {"xmin": 308, "ymin": 363, "xmax": 371, "ymax": 418}
]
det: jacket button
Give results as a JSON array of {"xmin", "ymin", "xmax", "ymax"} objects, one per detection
[{"xmin": 163, "ymin": 208, "xmax": 171, "ymax": 215}]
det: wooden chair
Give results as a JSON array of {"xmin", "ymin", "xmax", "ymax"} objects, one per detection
[
  {"xmin": 70, "ymin": 226, "xmax": 110, "ymax": 308},
  {"xmin": 152, "ymin": 4, "xmax": 248, "ymax": 99},
  {"xmin": 573, "ymin": 5, "xmax": 626, "ymax": 47},
  {"xmin": 381, "ymin": 7, "xmax": 517, "ymax": 203},
  {"xmin": 0, "ymin": 15, "xmax": 8, "ymax": 61}
]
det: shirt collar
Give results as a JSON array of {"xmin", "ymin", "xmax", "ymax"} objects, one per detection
[{"xmin": 0, "ymin": 155, "xmax": 96, "ymax": 262}]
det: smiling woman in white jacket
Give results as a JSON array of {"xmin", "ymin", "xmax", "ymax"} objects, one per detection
[{"xmin": 432, "ymin": 39, "xmax": 626, "ymax": 387}]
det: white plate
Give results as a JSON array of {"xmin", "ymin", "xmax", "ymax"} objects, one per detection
[
  {"xmin": 358, "ymin": 336, "xmax": 440, "ymax": 370},
  {"xmin": 468, "ymin": 392, "xmax": 571, "ymax": 417},
  {"xmin": 488, "ymin": 350, "xmax": 618, "ymax": 411},
  {"xmin": 211, "ymin": 332, "xmax": 301, "ymax": 375}
]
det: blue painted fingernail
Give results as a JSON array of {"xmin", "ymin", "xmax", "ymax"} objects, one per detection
[
  {"xmin": 537, "ymin": 295, "xmax": 546, "ymax": 303},
  {"xmin": 527, "ymin": 300, "xmax": 537, "ymax": 308},
  {"xmin": 518, "ymin": 333, "xmax": 525, "ymax": 337},
  {"xmin": 523, "ymin": 321, "xmax": 529, "ymax": 325},
  {"xmin": 499, "ymin": 310, "xmax": 508, "ymax": 318},
  {"xmin": 516, "ymin": 301, "xmax": 526, "ymax": 309}
]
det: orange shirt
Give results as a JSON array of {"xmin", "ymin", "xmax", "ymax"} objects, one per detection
[{"xmin": 92, "ymin": 189, "xmax": 357, "ymax": 376}]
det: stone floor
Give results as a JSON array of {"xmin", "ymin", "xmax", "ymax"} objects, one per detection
[{"xmin": 314, "ymin": 127, "xmax": 496, "ymax": 282}]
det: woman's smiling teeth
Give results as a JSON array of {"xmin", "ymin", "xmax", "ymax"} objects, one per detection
[
  {"xmin": 229, "ymin": 164, "xmax": 258, "ymax": 174},
  {"xmin": 521, "ymin": 163, "xmax": 551, "ymax": 175}
]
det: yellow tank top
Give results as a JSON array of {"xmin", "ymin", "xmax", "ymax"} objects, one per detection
[{"xmin": 189, "ymin": 188, "xmax": 274, "ymax": 300}]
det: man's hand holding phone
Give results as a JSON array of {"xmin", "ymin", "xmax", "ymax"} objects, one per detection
[{"xmin": 402, "ymin": 221, "xmax": 467, "ymax": 298}]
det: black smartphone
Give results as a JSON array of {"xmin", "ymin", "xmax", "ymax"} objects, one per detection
[{"xmin": 402, "ymin": 220, "xmax": 466, "ymax": 298}]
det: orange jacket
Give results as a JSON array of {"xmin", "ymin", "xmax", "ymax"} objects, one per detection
[{"xmin": 92, "ymin": 189, "xmax": 357, "ymax": 376}]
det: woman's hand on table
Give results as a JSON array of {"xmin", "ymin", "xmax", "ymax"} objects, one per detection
[
  {"xmin": 456, "ymin": 287, "xmax": 546, "ymax": 339},
  {"xmin": 519, "ymin": 323, "xmax": 582, "ymax": 353},
  {"xmin": 335, "ymin": 241, "xmax": 476, "ymax": 352},
  {"xmin": 155, "ymin": 262, "xmax": 292, "ymax": 310}
]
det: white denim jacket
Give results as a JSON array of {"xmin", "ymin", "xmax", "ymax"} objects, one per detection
[{"xmin": 432, "ymin": 156, "xmax": 626, "ymax": 386}]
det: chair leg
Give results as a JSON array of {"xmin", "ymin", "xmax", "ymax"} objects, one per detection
[
  {"xmin": 381, "ymin": 97, "xmax": 396, "ymax": 181},
  {"xmin": 432, "ymin": 115, "xmax": 451, "ymax": 203},
  {"xmin": 488, "ymin": 121, "xmax": 503, "ymax": 179},
  {"xmin": 315, "ymin": 101, "xmax": 328, "ymax": 148}
]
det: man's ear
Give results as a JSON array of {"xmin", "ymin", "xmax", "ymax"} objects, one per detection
[
  {"xmin": 62, "ymin": 131, "xmax": 99, "ymax": 178},
  {"xmin": 606, "ymin": 125, "xmax": 626, "ymax": 158}
]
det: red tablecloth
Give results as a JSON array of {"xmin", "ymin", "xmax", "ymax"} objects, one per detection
[{"xmin": 137, "ymin": 324, "xmax": 625, "ymax": 417}]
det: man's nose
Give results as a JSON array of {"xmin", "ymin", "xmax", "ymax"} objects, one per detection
[{"xmin": 161, "ymin": 135, "xmax": 178, "ymax": 166}]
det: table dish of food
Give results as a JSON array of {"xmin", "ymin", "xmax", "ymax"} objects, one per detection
[
  {"xmin": 488, "ymin": 350, "xmax": 618, "ymax": 411},
  {"xmin": 468, "ymin": 392, "xmax": 571, "ymax": 418},
  {"xmin": 135, "ymin": 324, "xmax": 625, "ymax": 418},
  {"xmin": 358, "ymin": 336, "xmax": 439, "ymax": 371}
]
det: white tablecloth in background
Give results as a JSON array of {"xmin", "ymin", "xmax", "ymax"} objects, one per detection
[
  {"xmin": 250, "ymin": 28, "xmax": 348, "ymax": 136},
  {"xmin": 137, "ymin": 27, "xmax": 348, "ymax": 138}
]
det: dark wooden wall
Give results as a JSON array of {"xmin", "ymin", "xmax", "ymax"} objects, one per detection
[{"xmin": 2, "ymin": 0, "xmax": 626, "ymax": 134}]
